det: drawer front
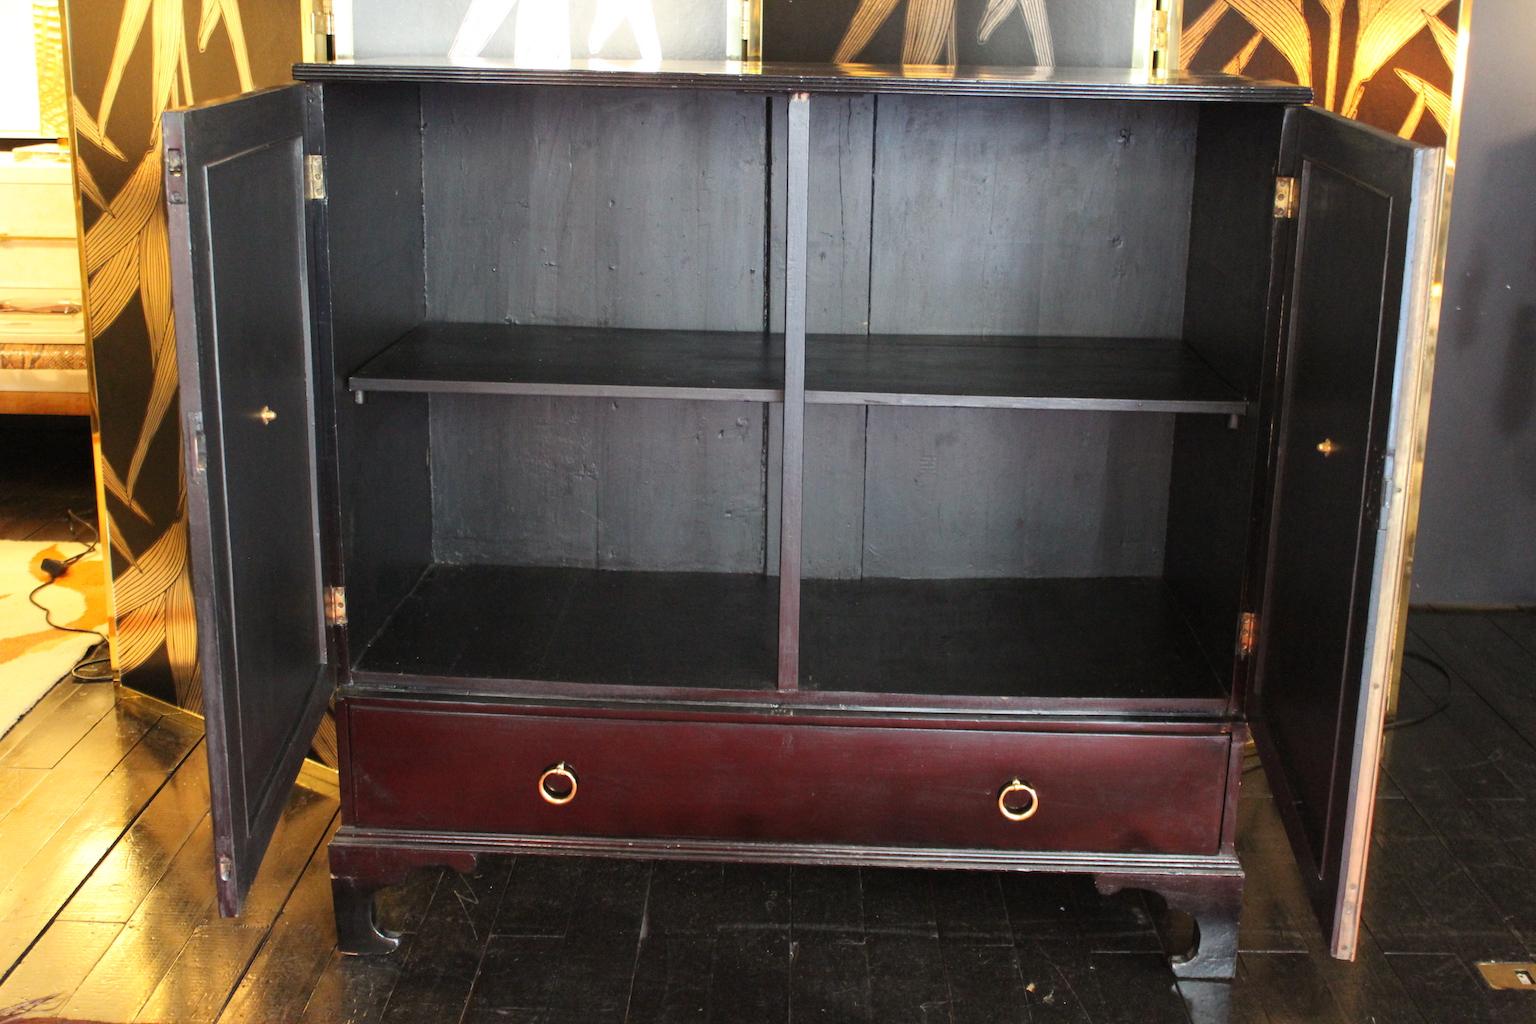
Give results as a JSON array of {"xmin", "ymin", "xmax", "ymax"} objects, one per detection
[{"xmin": 345, "ymin": 704, "xmax": 1230, "ymax": 855}]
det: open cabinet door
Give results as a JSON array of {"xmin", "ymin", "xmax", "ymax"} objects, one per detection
[
  {"xmin": 163, "ymin": 85, "xmax": 335, "ymax": 916},
  {"xmin": 1250, "ymin": 107, "xmax": 1442, "ymax": 960}
]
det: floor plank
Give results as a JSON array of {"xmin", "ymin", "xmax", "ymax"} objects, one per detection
[
  {"xmin": 1412, "ymin": 613, "xmax": 1536, "ymax": 749},
  {"xmin": 0, "ymin": 918, "xmax": 121, "ymax": 1014},
  {"xmin": 61, "ymin": 780, "xmax": 336, "ymax": 1022},
  {"xmin": 299, "ymin": 872, "xmax": 441, "ymax": 1024},
  {"xmin": 57, "ymin": 745, "xmax": 213, "ymax": 924},
  {"xmin": 626, "ymin": 931, "xmax": 715, "ymax": 1023},
  {"xmin": 1487, "ymin": 610, "xmax": 1536, "ymax": 659},
  {"xmin": 941, "ymin": 942, "xmax": 1030, "ymax": 1024},
  {"xmin": 1385, "ymin": 658, "xmax": 1536, "ymax": 954},
  {"xmin": 705, "ymin": 926, "xmax": 791, "ymax": 1024},
  {"xmin": 0, "ymin": 681, "xmax": 118, "ymax": 770},
  {"xmin": 379, "ymin": 856, "xmax": 513, "ymax": 1024},
  {"xmin": 0, "ymin": 766, "xmax": 47, "ymax": 822},
  {"xmin": 129, "ymin": 792, "xmax": 338, "ymax": 1023},
  {"xmin": 217, "ymin": 820, "xmax": 342, "ymax": 1024},
  {"xmin": 0, "ymin": 681, "xmax": 83, "ymax": 759},
  {"xmin": 0, "ymin": 703, "xmax": 192, "ymax": 975},
  {"xmin": 1238, "ymin": 953, "xmax": 1349, "ymax": 1024},
  {"xmin": 866, "ymin": 933, "xmax": 952, "ymax": 1024},
  {"xmin": 790, "ymin": 933, "xmax": 873, "ymax": 1023}
]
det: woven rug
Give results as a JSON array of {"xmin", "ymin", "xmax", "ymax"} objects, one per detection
[{"xmin": 0, "ymin": 538, "xmax": 108, "ymax": 738}]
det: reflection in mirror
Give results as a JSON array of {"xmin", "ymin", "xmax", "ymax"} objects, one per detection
[
  {"xmin": 0, "ymin": 0, "xmax": 67, "ymax": 138},
  {"xmin": 448, "ymin": 0, "xmax": 664, "ymax": 64},
  {"xmin": 834, "ymin": 0, "xmax": 1054, "ymax": 65},
  {"xmin": 762, "ymin": 0, "xmax": 1141, "ymax": 69},
  {"xmin": 347, "ymin": 0, "xmax": 732, "ymax": 63}
]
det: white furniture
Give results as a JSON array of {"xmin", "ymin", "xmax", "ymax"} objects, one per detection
[{"xmin": 0, "ymin": 144, "xmax": 87, "ymax": 416}]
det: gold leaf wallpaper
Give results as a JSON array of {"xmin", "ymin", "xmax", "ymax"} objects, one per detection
[
  {"xmin": 63, "ymin": 0, "xmax": 308, "ymax": 730},
  {"xmin": 1181, "ymin": 0, "xmax": 1460, "ymax": 144}
]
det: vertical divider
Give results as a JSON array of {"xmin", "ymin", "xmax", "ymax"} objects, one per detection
[{"xmin": 777, "ymin": 91, "xmax": 811, "ymax": 691}]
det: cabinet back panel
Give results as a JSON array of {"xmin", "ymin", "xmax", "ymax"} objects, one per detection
[
  {"xmin": 419, "ymin": 84, "xmax": 768, "ymax": 330},
  {"xmin": 432, "ymin": 398, "xmax": 1171, "ymax": 579},
  {"xmin": 1180, "ymin": 103, "xmax": 1284, "ymax": 397},
  {"xmin": 413, "ymin": 86, "xmax": 1195, "ymax": 581},
  {"xmin": 858, "ymin": 407, "xmax": 1172, "ymax": 578},
  {"xmin": 431, "ymin": 394, "xmax": 768, "ymax": 572},
  {"xmin": 771, "ymin": 407, "xmax": 1175, "ymax": 579},
  {"xmin": 323, "ymin": 84, "xmax": 432, "ymax": 648},
  {"xmin": 768, "ymin": 93, "xmax": 877, "ymax": 335},
  {"xmin": 865, "ymin": 96, "xmax": 1197, "ymax": 337},
  {"xmin": 1164, "ymin": 104, "xmax": 1284, "ymax": 675}
]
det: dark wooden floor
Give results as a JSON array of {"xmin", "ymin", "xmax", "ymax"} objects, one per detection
[{"xmin": 0, "ymin": 610, "xmax": 1532, "ymax": 1023}]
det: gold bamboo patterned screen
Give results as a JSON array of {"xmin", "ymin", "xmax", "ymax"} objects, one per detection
[
  {"xmin": 1179, "ymin": 0, "xmax": 1459, "ymax": 144},
  {"xmin": 63, "ymin": 0, "xmax": 316, "ymax": 751}
]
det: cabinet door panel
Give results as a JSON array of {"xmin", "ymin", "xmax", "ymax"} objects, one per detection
[
  {"xmin": 1252, "ymin": 106, "xmax": 1441, "ymax": 960},
  {"xmin": 164, "ymin": 85, "xmax": 334, "ymax": 916}
]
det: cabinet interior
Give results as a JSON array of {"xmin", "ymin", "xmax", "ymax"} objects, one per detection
[{"xmin": 320, "ymin": 82, "xmax": 1284, "ymax": 706}]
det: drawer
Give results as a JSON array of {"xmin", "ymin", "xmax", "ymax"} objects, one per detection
[{"xmin": 344, "ymin": 703, "xmax": 1231, "ymax": 856}]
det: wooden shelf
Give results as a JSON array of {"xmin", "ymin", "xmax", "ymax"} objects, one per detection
[
  {"xmin": 349, "ymin": 322, "xmax": 785, "ymax": 402},
  {"xmin": 295, "ymin": 59, "xmax": 1312, "ymax": 104},
  {"xmin": 801, "ymin": 576, "xmax": 1224, "ymax": 701},
  {"xmin": 354, "ymin": 564, "xmax": 1223, "ymax": 703},
  {"xmin": 807, "ymin": 333, "xmax": 1246, "ymax": 414},
  {"xmin": 350, "ymin": 323, "xmax": 1246, "ymax": 414},
  {"xmin": 356, "ymin": 564, "xmax": 780, "ymax": 689}
]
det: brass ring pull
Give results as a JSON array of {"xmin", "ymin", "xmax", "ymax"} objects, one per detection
[
  {"xmin": 537, "ymin": 762, "xmax": 578, "ymax": 806},
  {"xmin": 258, "ymin": 405, "xmax": 277, "ymax": 426},
  {"xmin": 1316, "ymin": 438, "xmax": 1337, "ymax": 457},
  {"xmin": 997, "ymin": 779, "xmax": 1040, "ymax": 822}
]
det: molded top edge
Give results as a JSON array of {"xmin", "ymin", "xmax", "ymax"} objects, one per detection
[{"xmin": 293, "ymin": 57, "xmax": 1313, "ymax": 103}]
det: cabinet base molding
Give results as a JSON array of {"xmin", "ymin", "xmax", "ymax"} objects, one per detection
[{"xmin": 328, "ymin": 826, "xmax": 1244, "ymax": 975}]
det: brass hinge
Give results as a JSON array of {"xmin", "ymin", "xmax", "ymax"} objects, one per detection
[
  {"xmin": 1273, "ymin": 176, "xmax": 1298, "ymax": 219},
  {"xmin": 324, "ymin": 585, "xmax": 347, "ymax": 626},
  {"xmin": 305, "ymin": 154, "xmax": 326, "ymax": 201},
  {"xmin": 188, "ymin": 411, "xmax": 207, "ymax": 475},
  {"xmin": 165, "ymin": 148, "xmax": 186, "ymax": 205},
  {"xmin": 1237, "ymin": 612, "xmax": 1258, "ymax": 658}
]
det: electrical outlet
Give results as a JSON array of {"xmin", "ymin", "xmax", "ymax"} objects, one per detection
[{"xmin": 1477, "ymin": 962, "xmax": 1536, "ymax": 991}]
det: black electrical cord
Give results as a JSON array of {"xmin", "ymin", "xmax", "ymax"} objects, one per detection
[
  {"xmin": 1240, "ymin": 649, "xmax": 1455, "ymax": 774},
  {"xmin": 1383, "ymin": 649, "xmax": 1455, "ymax": 730},
  {"xmin": 25, "ymin": 509, "xmax": 113, "ymax": 683}
]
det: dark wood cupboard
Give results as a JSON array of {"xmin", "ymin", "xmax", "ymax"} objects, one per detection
[{"xmin": 162, "ymin": 59, "xmax": 1440, "ymax": 980}]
